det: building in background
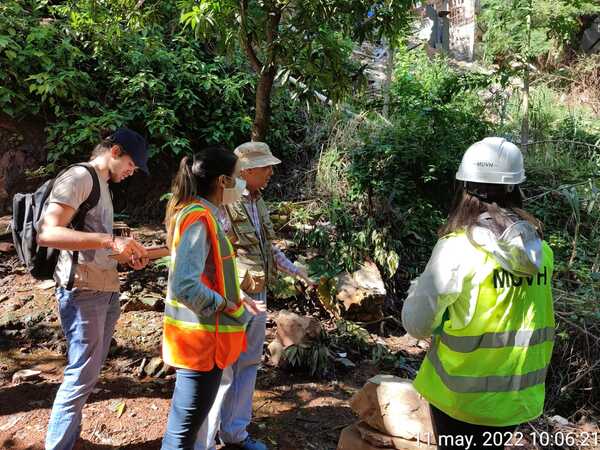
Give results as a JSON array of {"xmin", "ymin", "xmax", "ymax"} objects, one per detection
[{"xmin": 415, "ymin": 1, "xmax": 479, "ymax": 61}]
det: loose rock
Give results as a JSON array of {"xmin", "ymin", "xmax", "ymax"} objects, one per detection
[
  {"xmin": 337, "ymin": 424, "xmax": 387, "ymax": 450},
  {"xmin": 122, "ymin": 296, "xmax": 164, "ymax": 312},
  {"xmin": 275, "ymin": 310, "xmax": 321, "ymax": 348},
  {"xmin": 12, "ymin": 369, "xmax": 42, "ymax": 384},
  {"xmin": 36, "ymin": 279, "xmax": 56, "ymax": 290},
  {"xmin": 356, "ymin": 422, "xmax": 436, "ymax": 450},
  {"xmin": 336, "ymin": 261, "xmax": 385, "ymax": 322},
  {"xmin": 549, "ymin": 415, "xmax": 570, "ymax": 427},
  {"xmin": 267, "ymin": 340, "xmax": 285, "ymax": 367},
  {"xmin": 350, "ymin": 375, "xmax": 434, "ymax": 442},
  {"xmin": 144, "ymin": 356, "xmax": 164, "ymax": 377}
]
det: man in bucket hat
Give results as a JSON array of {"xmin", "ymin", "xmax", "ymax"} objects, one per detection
[{"xmin": 195, "ymin": 142, "xmax": 314, "ymax": 450}]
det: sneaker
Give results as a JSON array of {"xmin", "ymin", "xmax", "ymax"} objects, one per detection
[{"xmin": 231, "ymin": 436, "xmax": 267, "ymax": 450}]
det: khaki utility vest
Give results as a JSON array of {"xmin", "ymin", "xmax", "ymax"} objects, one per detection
[{"xmin": 224, "ymin": 196, "xmax": 277, "ymax": 293}]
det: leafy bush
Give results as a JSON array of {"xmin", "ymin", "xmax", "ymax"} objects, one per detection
[
  {"xmin": 0, "ymin": 0, "xmax": 281, "ymax": 166},
  {"xmin": 311, "ymin": 48, "xmax": 491, "ymax": 280},
  {"xmin": 479, "ymin": 0, "xmax": 600, "ymax": 64},
  {"xmin": 495, "ymin": 84, "xmax": 600, "ymax": 147}
]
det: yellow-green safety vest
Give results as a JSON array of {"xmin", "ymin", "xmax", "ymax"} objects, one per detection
[{"xmin": 414, "ymin": 232, "xmax": 555, "ymax": 426}]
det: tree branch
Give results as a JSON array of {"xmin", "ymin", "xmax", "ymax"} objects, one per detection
[
  {"xmin": 244, "ymin": 39, "xmax": 263, "ymax": 73},
  {"xmin": 240, "ymin": 0, "xmax": 263, "ymax": 72},
  {"xmin": 264, "ymin": 2, "xmax": 282, "ymax": 68},
  {"xmin": 520, "ymin": 139, "xmax": 600, "ymax": 150}
]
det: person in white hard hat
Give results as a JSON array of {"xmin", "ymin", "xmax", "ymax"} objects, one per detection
[{"xmin": 402, "ymin": 138, "xmax": 555, "ymax": 450}]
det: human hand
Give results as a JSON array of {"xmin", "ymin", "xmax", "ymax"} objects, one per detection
[
  {"xmin": 241, "ymin": 295, "xmax": 267, "ymax": 316},
  {"xmin": 127, "ymin": 256, "xmax": 149, "ymax": 270},
  {"xmin": 296, "ymin": 267, "xmax": 317, "ymax": 287},
  {"xmin": 110, "ymin": 236, "xmax": 148, "ymax": 267}
]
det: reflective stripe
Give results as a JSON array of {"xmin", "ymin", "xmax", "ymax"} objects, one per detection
[
  {"xmin": 164, "ymin": 315, "xmax": 216, "ymax": 332},
  {"xmin": 428, "ymin": 339, "xmax": 549, "ymax": 393},
  {"xmin": 165, "ymin": 301, "xmax": 245, "ymax": 331},
  {"xmin": 200, "ymin": 204, "xmax": 239, "ymax": 304},
  {"xmin": 165, "ymin": 298, "xmax": 186, "ymax": 308},
  {"xmin": 165, "ymin": 302, "xmax": 215, "ymax": 325},
  {"xmin": 440, "ymin": 327, "xmax": 555, "ymax": 353},
  {"xmin": 204, "ymin": 207, "xmax": 245, "ymax": 322},
  {"xmin": 217, "ymin": 225, "xmax": 239, "ymax": 303},
  {"xmin": 216, "ymin": 324, "xmax": 247, "ymax": 333},
  {"xmin": 225, "ymin": 302, "xmax": 245, "ymax": 319},
  {"xmin": 164, "ymin": 316, "xmax": 244, "ymax": 333}
]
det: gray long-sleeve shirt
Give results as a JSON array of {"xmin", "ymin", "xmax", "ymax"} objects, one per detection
[{"xmin": 169, "ymin": 198, "xmax": 226, "ymax": 316}]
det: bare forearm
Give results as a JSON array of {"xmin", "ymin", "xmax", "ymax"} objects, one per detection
[
  {"xmin": 37, "ymin": 226, "xmax": 112, "ymax": 251},
  {"xmin": 272, "ymin": 244, "xmax": 300, "ymax": 276}
]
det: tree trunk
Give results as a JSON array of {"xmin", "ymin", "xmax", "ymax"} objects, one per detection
[
  {"xmin": 521, "ymin": 7, "xmax": 531, "ymax": 153},
  {"xmin": 382, "ymin": 43, "xmax": 394, "ymax": 119},
  {"xmin": 252, "ymin": 67, "xmax": 276, "ymax": 142},
  {"xmin": 521, "ymin": 64, "xmax": 530, "ymax": 152}
]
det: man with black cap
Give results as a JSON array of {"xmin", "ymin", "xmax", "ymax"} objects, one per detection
[{"xmin": 37, "ymin": 128, "xmax": 150, "ymax": 450}]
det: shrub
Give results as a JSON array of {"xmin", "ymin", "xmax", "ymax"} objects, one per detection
[
  {"xmin": 312, "ymin": 48, "xmax": 491, "ymax": 280},
  {"xmin": 0, "ymin": 0, "xmax": 279, "ymax": 165}
]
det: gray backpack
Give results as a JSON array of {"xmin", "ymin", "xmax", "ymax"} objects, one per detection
[{"xmin": 11, "ymin": 164, "xmax": 100, "ymax": 286}]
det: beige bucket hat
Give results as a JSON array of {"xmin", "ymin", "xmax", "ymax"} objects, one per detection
[{"xmin": 234, "ymin": 142, "xmax": 281, "ymax": 170}]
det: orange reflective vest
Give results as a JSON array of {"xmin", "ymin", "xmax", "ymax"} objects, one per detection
[{"xmin": 162, "ymin": 201, "xmax": 248, "ymax": 371}]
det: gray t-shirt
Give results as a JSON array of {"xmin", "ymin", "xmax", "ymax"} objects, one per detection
[{"xmin": 48, "ymin": 165, "xmax": 119, "ymax": 292}]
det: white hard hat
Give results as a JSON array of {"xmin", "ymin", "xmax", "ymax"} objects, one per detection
[{"xmin": 456, "ymin": 137, "xmax": 525, "ymax": 185}]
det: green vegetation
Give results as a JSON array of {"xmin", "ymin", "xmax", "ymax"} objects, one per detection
[
  {"xmin": 2, "ymin": 0, "xmax": 599, "ymax": 424},
  {"xmin": 480, "ymin": 0, "xmax": 600, "ymax": 61},
  {"xmin": 305, "ymin": 45, "xmax": 600, "ymax": 308},
  {"xmin": 178, "ymin": 0, "xmax": 415, "ymax": 140},
  {"xmin": 288, "ymin": 22, "xmax": 600, "ymax": 417},
  {"xmin": 310, "ymin": 49, "xmax": 492, "ymax": 282},
  {"xmin": 0, "ymin": 0, "xmax": 254, "ymax": 163},
  {"xmin": 479, "ymin": 0, "xmax": 600, "ymax": 146}
]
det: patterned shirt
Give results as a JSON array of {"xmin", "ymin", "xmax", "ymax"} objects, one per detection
[{"xmin": 218, "ymin": 191, "xmax": 300, "ymax": 277}]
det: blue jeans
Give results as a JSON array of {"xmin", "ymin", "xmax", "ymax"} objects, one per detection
[
  {"xmin": 45, "ymin": 288, "xmax": 120, "ymax": 450},
  {"xmin": 162, "ymin": 367, "xmax": 223, "ymax": 450},
  {"xmin": 194, "ymin": 291, "xmax": 267, "ymax": 449}
]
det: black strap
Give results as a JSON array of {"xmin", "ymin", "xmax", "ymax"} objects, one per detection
[
  {"xmin": 591, "ymin": 35, "xmax": 600, "ymax": 52},
  {"xmin": 65, "ymin": 164, "xmax": 101, "ymax": 290}
]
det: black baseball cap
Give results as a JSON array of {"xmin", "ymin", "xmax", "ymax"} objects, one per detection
[{"xmin": 109, "ymin": 128, "xmax": 149, "ymax": 174}]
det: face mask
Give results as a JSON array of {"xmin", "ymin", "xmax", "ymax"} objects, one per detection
[{"xmin": 222, "ymin": 177, "xmax": 246, "ymax": 205}]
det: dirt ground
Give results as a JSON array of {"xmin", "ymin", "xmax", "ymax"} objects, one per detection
[
  {"xmin": 3, "ymin": 221, "xmax": 598, "ymax": 450},
  {"xmin": 0, "ymin": 223, "xmax": 423, "ymax": 450}
]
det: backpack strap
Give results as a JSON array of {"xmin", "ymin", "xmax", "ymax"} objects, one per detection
[{"xmin": 65, "ymin": 163, "xmax": 102, "ymax": 290}]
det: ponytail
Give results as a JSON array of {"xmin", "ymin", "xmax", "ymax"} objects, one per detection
[
  {"xmin": 165, "ymin": 147, "xmax": 238, "ymax": 248},
  {"xmin": 165, "ymin": 156, "xmax": 197, "ymax": 248}
]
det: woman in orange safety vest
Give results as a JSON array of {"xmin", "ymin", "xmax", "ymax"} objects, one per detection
[{"xmin": 161, "ymin": 146, "xmax": 265, "ymax": 450}]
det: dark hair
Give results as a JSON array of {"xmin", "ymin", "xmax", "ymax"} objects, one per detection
[
  {"xmin": 438, "ymin": 182, "xmax": 543, "ymax": 239},
  {"xmin": 90, "ymin": 129, "xmax": 121, "ymax": 159},
  {"xmin": 165, "ymin": 146, "xmax": 237, "ymax": 246}
]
